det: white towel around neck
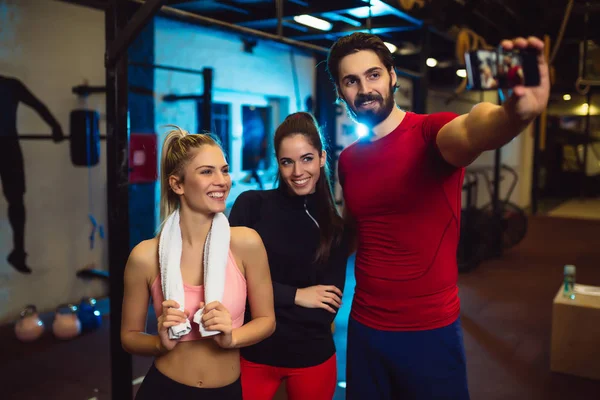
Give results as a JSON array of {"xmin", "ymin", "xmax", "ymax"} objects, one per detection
[{"xmin": 158, "ymin": 209, "xmax": 230, "ymax": 339}]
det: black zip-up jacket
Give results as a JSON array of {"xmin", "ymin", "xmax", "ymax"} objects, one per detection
[{"xmin": 228, "ymin": 186, "xmax": 349, "ymax": 368}]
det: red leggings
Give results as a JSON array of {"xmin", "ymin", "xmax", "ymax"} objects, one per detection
[{"xmin": 240, "ymin": 354, "xmax": 337, "ymax": 400}]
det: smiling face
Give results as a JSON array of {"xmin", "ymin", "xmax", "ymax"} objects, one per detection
[
  {"xmin": 277, "ymin": 134, "xmax": 325, "ymax": 196},
  {"xmin": 337, "ymin": 50, "xmax": 397, "ymax": 127},
  {"xmin": 169, "ymin": 145, "xmax": 231, "ymax": 214}
]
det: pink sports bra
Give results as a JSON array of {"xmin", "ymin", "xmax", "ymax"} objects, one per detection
[{"xmin": 150, "ymin": 250, "xmax": 247, "ymax": 341}]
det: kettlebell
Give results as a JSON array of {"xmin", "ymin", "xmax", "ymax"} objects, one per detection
[
  {"xmin": 52, "ymin": 304, "xmax": 82, "ymax": 340},
  {"xmin": 77, "ymin": 297, "xmax": 102, "ymax": 333},
  {"xmin": 15, "ymin": 305, "xmax": 45, "ymax": 342}
]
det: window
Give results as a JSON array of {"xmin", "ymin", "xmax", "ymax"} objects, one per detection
[
  {"xmin": 197, "ymin": 102, "xmax": 231, "ymax": 163},
  {"xmin": 241, "ymin": 105, "xmax": 271, "ymax": 171}
]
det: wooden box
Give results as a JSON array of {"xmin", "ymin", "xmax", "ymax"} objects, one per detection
[{"xmin": 551, "ymin": 283, "xmax": 600, "ymax": 380}]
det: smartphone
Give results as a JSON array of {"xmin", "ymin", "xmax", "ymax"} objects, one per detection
[{"xmin": 465, "ymin": 48, "xmax": 540, "ymax": 90}]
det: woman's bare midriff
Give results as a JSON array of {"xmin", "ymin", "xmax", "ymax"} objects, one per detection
[{"xmin": 154, "ymin": 339, "xmax": 240, "ymax": 388}]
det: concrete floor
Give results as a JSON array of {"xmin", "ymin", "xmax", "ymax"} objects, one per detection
[
  {"xmin": 1, "ymin": 216, "xmax": 600, "ymax": 399},
  {"xmin": 547, "ymin": 197, "xmax": 600, "ymax": 221}
]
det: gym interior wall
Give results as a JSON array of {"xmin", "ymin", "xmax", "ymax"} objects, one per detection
[
  {"xmin": 0, "ymin": 0, "xmax": 108, "ymax": 324},
  {"xmin": 152, "ymin": 16, "xmax": 316, "ymax": 223},
  {"xmin": 0, "ymin": 0, "xmax": 318, "ymax": 324}
]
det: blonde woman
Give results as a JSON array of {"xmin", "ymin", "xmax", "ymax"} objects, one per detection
[{"xmin": 121, "ymin": 127, "xmax": 275, "ymax": 399}]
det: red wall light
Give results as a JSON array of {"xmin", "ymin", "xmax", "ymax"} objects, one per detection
[{"xmin": 129, "ymin": 133, "xmax": 157, "ymax": 184}]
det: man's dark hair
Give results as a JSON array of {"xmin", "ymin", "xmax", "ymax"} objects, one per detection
[{"xmin": 326, "ymin": 32, "xmax": 396, "ymax": 87}]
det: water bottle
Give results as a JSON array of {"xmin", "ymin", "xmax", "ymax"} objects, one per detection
[{"xmin": 563, "ymin": 264, "xmax": 576, "ymax": 300}]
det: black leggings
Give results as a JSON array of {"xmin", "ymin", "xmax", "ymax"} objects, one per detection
[{"xmin": 135, "ymin": 363, "xmax": 242, "ymax": 400}]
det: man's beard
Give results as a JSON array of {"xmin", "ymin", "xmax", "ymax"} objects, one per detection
[{"xmin": 344, "ymin": 84, "xmax": 396, "ymax": 127}]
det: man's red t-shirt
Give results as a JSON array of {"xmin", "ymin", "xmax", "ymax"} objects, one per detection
[{"xmin": 338, "ymin": 111, "xmax": 464, "ymax": 331}]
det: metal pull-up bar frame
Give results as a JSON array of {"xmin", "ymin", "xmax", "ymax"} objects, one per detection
[{"xmin": 105, "ymin": 0, "xmax": 164, "ymax": 68}]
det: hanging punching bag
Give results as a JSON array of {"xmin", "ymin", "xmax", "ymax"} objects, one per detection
[{"xmin": 70, "ymin": 109, "xmax": 100, "ymax": 167}]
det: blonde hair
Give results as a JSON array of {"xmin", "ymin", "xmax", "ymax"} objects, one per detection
[{"xmin": 159, "ymin": 125, "xmax": 221, "ymax": 227}]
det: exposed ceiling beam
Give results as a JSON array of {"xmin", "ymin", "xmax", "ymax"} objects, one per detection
[
  {"xmin": 484, "ymin": 0, "xmax": 528, "ymax": 29},
  {"xmin": 572, "ymin": 2, "xmax": 600, "ymax": 14},
  {"xmin": 288, "ymin": 0, "xmax": 309, "ymax": 6},
  {"xmin": 281, "ymin": 21, "xmax": 310, "ymax": 33},
  {"xmin": 200, "ymin": 0, "xmax": 369, "ymax": 25},
  {"xmin": 239, "ymin": 12, "xmax": 369, "ymax": 30},
  {"xmin": 164, "ymin": 0, "xmax": 202, "ymax": 4},
  {"xmin": 106, "ymin": 0, "xmax": 165, "ymax": 67},
  {"xmin": 132, "ymin": 0, "xmax": 330, "ymax": 54},
  {"xmin": 288, "ymin": 25, "xmax": 421, "ymax": 42},
  {"xmin": 170, "ymin": 0, "xmax": 250, "ymax": 15},
  {"xmin": 376, "ymin": 0, "xmax": 423, "ymax": 26},
  {"xmin": 55, "ymin": 0, "xmax": 108, "ymax": 10}
]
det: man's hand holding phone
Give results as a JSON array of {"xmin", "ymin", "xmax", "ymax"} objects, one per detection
[
  {"xmin": 499, "ymin": 36, "xmax": 550, "ymax": 123},
  {"xmin": 465, "ymin": 36, "xmax": 550, "ymax": 123}
]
